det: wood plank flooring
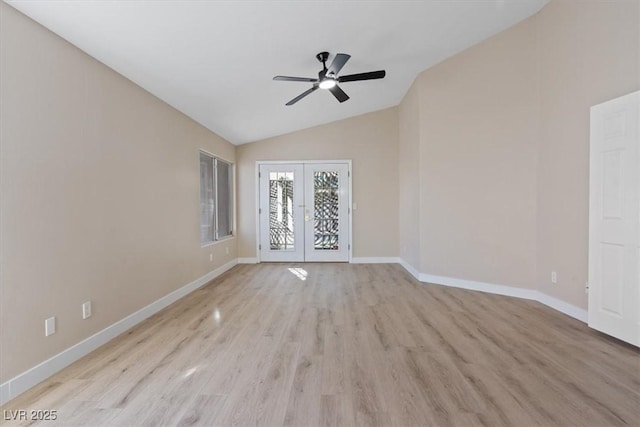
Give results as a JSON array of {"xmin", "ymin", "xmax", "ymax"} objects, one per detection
[{"xmin": 2, "ymin": 263, "xmax": 639, "ymax": 426}]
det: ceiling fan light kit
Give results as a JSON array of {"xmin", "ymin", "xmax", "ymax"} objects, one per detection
[
  {"xmin": 273, "ymin": 51, "xmax": 386, "ymax": 106},
  {"xmin": 318, "ymin": 79, "xmax": 336, "ymax": 89}
]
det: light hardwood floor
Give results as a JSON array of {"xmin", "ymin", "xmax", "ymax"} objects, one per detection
[{"xmin": 2, "ymin": 263, "xmax": 639, "ymax": 426}]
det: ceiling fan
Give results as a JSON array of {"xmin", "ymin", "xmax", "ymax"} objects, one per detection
[{"xmin": 273, "ymin": 52, "xmax": 386, "ymax": 106}]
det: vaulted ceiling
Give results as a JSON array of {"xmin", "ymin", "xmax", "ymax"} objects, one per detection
[{"xmin": 6, "ymin": 0, "xmax": 548, "ymax": 144}]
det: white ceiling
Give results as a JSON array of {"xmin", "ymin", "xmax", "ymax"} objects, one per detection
[{"xmin": 6, "ymin": 0, "xmax": 548, "ymax": 145}]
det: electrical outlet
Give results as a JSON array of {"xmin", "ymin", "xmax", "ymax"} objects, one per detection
[
  {"xmin": 82, "ymin": 301, "xmax": 92, "ymax": 319},
  {"xmin": 209, "ymin": 253, "xmax": 213, "ymax": 262},
  {"xmin": 225, "ymin": 247, "xmax": 230, "ymax": 255},
  {"xmin": 551, "ymin": 271, "xmax": 557, "ymax": 284},
  {"xmin": 45, "ymin": 317, "xmax": 56, "ymax": 336}
]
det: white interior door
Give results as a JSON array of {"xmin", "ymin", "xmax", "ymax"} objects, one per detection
[
  {"xmin": 589, "ymin": 90, "xmax": 639, "ymax": 347},
  {"xmin": 303, "ymin": 163, "xmax": 350, "ymax": 262},
  {"xmin": 259, "ymin": 162, "xmax": 350, "ymax": 262},
  {"xmin": 259, "ymin": 164, "xmax": 304, "ymax": 262}
]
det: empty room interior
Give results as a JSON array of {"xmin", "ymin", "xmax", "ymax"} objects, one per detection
[{"xmin": 1, "ymin": 0, "xmax": 639, "ymax": 426}]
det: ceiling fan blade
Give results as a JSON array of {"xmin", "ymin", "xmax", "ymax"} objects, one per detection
[
  {"xmin": 329, "ymin": 85, "xmax": 349, "ymax": 103},
  {"xmin": 274, "ymin": 76, "xmax": 318, "ymax": 82},
  {"xmin": 338, "ymin": 70, "xmax": 386, "ymax": 83},
  {"xmin": 285, "ymin": 85, "xmax": 319, "ymax": 106},
  {"xmin": 326, "ymin": 53, "xmax": 351, "ymax": 76}
]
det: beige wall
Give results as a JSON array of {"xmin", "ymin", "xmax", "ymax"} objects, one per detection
[
  {"xmin": 236, "ymin": 108, "xmax": 399, "ymax": 259},
  {"xmin": 535, "ymin": 0, "xmax": 639, "ymax": 307},
  {"xmin": 416, "ymin": 15, "xmax": 539, "ymax": 289},
  {"xmin": 397, "ymin": 0, "xmax": 639, "ymax": 305},
  {"xmin": 0, "ymin": 4, "xmax": 237, "ymax": 382}
]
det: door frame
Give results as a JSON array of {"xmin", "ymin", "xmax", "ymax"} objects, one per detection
[{"xmin": 255, "ymin": 160, "xmax": 353, "ymax": 263}]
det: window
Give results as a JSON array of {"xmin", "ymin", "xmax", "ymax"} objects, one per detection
[
  {"xmin": 215, "ymin": 158, "xmax": 233, "ymax": 239},
  {"xmin": 200, "ymin": 152, "xmax": 233, "ymax": 245}
]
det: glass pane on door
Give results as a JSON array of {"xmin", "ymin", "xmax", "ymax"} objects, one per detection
[
  {"xmin": 313, "ymin": 171, "xmax": 339, "ymax": 250},
  {"xmin": 269, "ymin": 172, "xmax": 295, "ymax": 250}
]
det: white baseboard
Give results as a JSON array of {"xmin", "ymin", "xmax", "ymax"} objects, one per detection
[
  {"xmin": 398, "ymin": 259, "xmax": 587, "ymax": 324},
  {"xmin": 536, "ymin": 291, "xmax": 588, "ymax": 323},
  {"xmin": 0, "ymin": 382, "xmax": 9, "ymax": 406},
  {"xmin": 399, "ymin": 259, "xmax": 421, "ymax": 280},
  {"xmin": 420, "ymin": 273, "xmax": 539, "ymax": 301},
  {"xmin": 350, "ymin": 257, "xmax": 401, "ymax": 264},
  {"xmin": 0, "ymin": 259, "xmax": 238, "ymax": 406},
  {"xmin": 242, "ymin": 256, "xmax": 403, "ymax": 264}
]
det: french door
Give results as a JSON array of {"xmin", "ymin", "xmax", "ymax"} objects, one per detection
[{"xmin": 258, "ymin": 162, "xmax": 350, "ymax": 262}]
